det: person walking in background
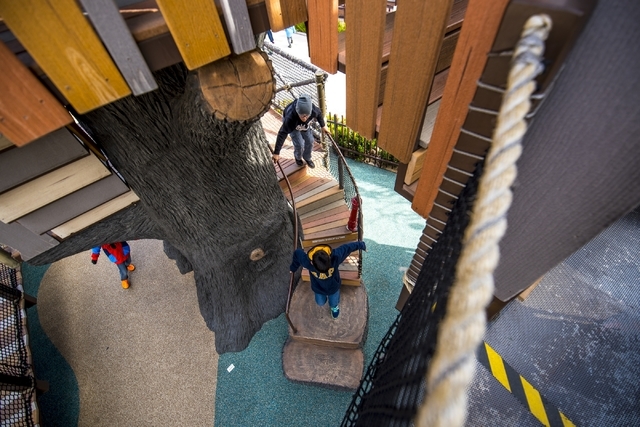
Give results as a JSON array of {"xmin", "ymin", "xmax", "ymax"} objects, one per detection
[
  {"xmin": 284, "ymin": 26, "xmax": 295, "ymax": 48},
  {"xmin": 289, "ymin": 241, "xmax": 366, "ymax": 319},
  {"xmin": 266, "ymin": 29, "xmax": 275, "ymax": 43},
  {"xmin": 91, "ymin": 241, "xmax": 135, "ymax": 289},
  {"xmin": 272, "ymin": 94, "xmax": 329, "ymax": 169}
]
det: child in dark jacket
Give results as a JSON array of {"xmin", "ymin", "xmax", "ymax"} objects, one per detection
[
  {"xmin": 289, "ymin": 241, "xmax": 366, "ymax": 319},
  {"xmin": 91, "ymin": 241, "xmax": 135, "ymax": 289}
]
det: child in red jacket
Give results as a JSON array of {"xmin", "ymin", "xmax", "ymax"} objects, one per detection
[{"xmin": 91, "ymin": 242, "xmax": 135, "ymax": 289}]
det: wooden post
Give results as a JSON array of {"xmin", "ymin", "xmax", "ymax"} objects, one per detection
[
  {"xmin": 376, "ymin": 0, "xmax": 453, "ymax": 163},
  {"xmin": 345, "ymin": 0, "xmax": 387, "ymax": 139}
]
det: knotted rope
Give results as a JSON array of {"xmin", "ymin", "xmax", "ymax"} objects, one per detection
[{"xmin": 415, "ymin": 14, "xmax": 552, "ymax": 427}]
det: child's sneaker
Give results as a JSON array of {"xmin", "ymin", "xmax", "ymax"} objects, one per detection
[
  {"xmin": 121, "ymin": 279, "xmax": 130, "ymax": 289},
  {"xmin": 330, "ymin": 306, "xmax": 339, "ymax": 319},
  {"xmin": 127, "ymin": 264, "xmax": 136, "ymax": 271}
]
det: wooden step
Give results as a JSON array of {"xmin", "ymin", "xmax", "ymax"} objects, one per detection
[
  {"xmin": 301, "ymin": 204, "xmax": 351, "ymax": 233},
  {"xmin": 282, "ymin": 339, "xmax": 364, "ymax": 391},
  {"xmin": 288, "ymin": 283, "xmax": 368, "ymax": 349},
  {"xmin": 301, "ymin": 253, "xmax": 361, "ymax": 286},
  {"xmin": 299, "ymin": 199, "xmax": 346, "ymax": 220},
  {"xmin": 288, "ymin": 179, "xmax": 342, "ymax": 210},
  {"xmin": 301, "ymin": 225, "xmax": 359, "ymax": 248},
  {"xmin": 296, "ymin": 191, "xmax": 345, "ymax": 216},
  {"xmin": 276, "ymin": 158, "xmax": 307, "ymax": 185},
  {"xmin": 279, "ymin": 171, "xmax": 310, "ymax": 193}
]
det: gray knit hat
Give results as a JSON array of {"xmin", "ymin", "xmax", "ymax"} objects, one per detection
[{"xmin": 295, "ymin": 95, "xmax": 312, "ymax": 116}]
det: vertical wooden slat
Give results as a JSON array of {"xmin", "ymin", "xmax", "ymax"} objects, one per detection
[
  {"xmin": 376, "ymin": 0, "xmax": 453, "ymax": 163},
  {"xmin": 218, "ymin": 0, "xmax": 257, "ymax": 54},
  {"xmin": 0, "ymin": 41, "xmax": 72, "ymax": 146},
  {"xmin": 411, "ymin": 0, "xmax": 510, "ymax": 218},
  {"xmin": 264, "ymin": 0, "xmax": 308, "ymax": 32},
  {"xmin": 307, "ymin": 0, "xmax": 339, "ymax": 74},
  {"xmin": 78, "ymin": 0, "xmax": 158, "ymax": 96},
  {"xmin": 0, "ymin": 0, "xmax": 131, "ymax": 114},
  {"xmin": 155, "ymin": 0, "xmax": 231, "ymax": 70},
  {"xmin": 345, "ymin": 0, "xmax": 386, "ymax": 139}
]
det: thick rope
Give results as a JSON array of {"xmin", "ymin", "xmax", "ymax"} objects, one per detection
[{"xmin": 415, "ymin": 14, "xmax": 552, "ymax": 427}]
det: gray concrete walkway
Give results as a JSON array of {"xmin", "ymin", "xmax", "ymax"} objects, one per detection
[{"xmin": 36, "ymin": 239, "xmax": 217, "ymax": 426}]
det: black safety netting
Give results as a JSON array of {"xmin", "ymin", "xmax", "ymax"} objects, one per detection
[
  {"xmin": 0, "ymin": 263, "xmax": 37, "ymax": 427},
  {"xmin": 341, "ymin": 162, "xmax": 483, "ymax": 427}
]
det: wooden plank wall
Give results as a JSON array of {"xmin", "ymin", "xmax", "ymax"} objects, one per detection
[
  {"xmin": 0, "ymin": 0, "xmax": 131, "ymax": 114},
  {"xmin": 411, "ymin": 0, "xmax": 510, "ymax": 217},
  {"xmin": 218, "ymin": 0, "xmax": 257, "ymax": 54},
  {"xmin": 376, "ymin": 0, "xmax": 454, "ymax": 163},
  {"xmin": 0, "ymin": 155, "xmax": 111, "ymax": 223},
  {"xmin": 345, "ymin": 0, "xmax": 387, "ymax": 139},
  {"xmin": 307, "ymin": 0, "xmax": 339, "ymax": 74},
  {"xmin": 264, "ymin": 0, "xmax": 308, "ymax": 32},
  {"xmin": 0, "ymin": 128, "xmax": 88, "ymax": 193},
  {"xmin": 155, "ymin": 0, "xmax": 231, "ymax": 70},
  {"xmin": 0, "ymin": 42, "xmax": 72, "ymax": 146}
]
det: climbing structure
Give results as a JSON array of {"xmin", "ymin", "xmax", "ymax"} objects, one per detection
[{"xmin": 262, "ymin": 109, "xmax": 367, "ymax": 390}]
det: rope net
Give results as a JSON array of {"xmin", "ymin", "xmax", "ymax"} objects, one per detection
[
  {"xmin": 0, "ymin": 264, "xmax": 38, "ymax": 427},
  {"xmin": 342, "ymin": 14, "xmax": 551, "ymax": 427},
  {"xmin": 342, "ymin": 162, "xmax": 482, "ymax": 427}
]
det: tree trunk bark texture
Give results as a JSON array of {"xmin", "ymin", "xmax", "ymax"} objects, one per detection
[{"xmin": 33, "ymin": 59, "xmax": 294, "ymax": 353}]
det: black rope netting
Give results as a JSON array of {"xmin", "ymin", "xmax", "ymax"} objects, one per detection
[
  {"xmin": 0, "ymin": 264, "xmax": 37, "ymax": 427},
  {"xmin": 342, "ymin": 162, "xmax": 483, "ymax": 427},
  {"xmin": 263, "ymin": 43, "xmax": 326, "ymax": 112}
]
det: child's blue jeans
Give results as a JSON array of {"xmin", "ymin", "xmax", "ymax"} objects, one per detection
[
  {"xmin": 116, "ymin": 258, "xmax": 132, "ymax": 280},
  {"xmin": 315, "ymin": 290, "xmax": 340, "ymax": 309}
]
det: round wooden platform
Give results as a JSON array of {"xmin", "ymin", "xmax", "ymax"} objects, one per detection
[{"xmin": 287, "ymin": 282, "xmax": 368, "ymax": 349}]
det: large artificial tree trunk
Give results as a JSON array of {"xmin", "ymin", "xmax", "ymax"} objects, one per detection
[{"xmin": 30, "ymin": 52, "xmax": 295, "ymax": 353}]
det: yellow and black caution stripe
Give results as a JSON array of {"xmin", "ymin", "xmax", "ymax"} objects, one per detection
[{"xmin": 477, "ymin": 341, "xmax": 576, "ymax": 427}]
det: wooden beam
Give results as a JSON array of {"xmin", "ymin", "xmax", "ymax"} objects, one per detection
[
  {"xmin": 307, "ymin": 0, "xmax": 339, "ymax": 74},
  {"xmin": 0, "ymin": 220, "xmax": 58, "ymax": 261},
  {"xmin": 78, "ymin": 0, "xmax": 158, "ymax": 96},
  {"xmin": 345, "ymin": 0, "xmax": 386, "ymax": 139},
  {"xmin": 50, "ymin": 191, "xmax": 139, "ymax": 240},
  {"xmin": 0, "ymin": 41, "xmax": 72, "ymax": 146},
  {"xmin": 0, "ymin": 127, "xmax": 88, "ymax": 194},
  {"xmin": 264, "ymin": 0, "xmax": 308, "ymax": 32},
  {"xmin": 517, "ymin": 277, "xmax": 543, "ymax": 301},
  {"xmin": 155, "ymin": 0, "xmax": 231, "ymax": 70},
  {"xmin": 0, "ymin": 0, "xmax": 131, "ymax": 114},
  {"xmin": 16, "ymin": 174, "xmax": 128, "ymax": 236},
  {"xmin": 0, "ymin": 155, "xmax": 111, "ymax": 223},
  {"xmin": 404, "ymin": 148, "xmax": 427, "ymax": 186},
  {"xmin": 376, "ymin": 0, "xmax": 453, "ymax": 163},
  {"xmin": 218, "ymin": 0, "xmax": 257, "ymax": 54},
  {"xmin": 411, "ymin": 0, "xmax": 510, "ymax": 218},
  {"xmin": 0, "ymin": 135, "xmax": 13, "ymax": 152}
]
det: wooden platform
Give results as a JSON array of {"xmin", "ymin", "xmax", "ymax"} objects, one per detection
[
  {"xmin": 287, "ymin": 284, "xmax": 367, "ymax": 348},
  {"xmin": 282, "ymin": 282, "xmax": 368, "ymax": 391},
  {"xmin": 282, "ymin": 339, "xmax": 364, "ymax": 391}
]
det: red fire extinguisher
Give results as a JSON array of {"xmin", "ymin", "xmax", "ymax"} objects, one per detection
[{"xmin": 347, "ymin": 196, "xmax": 359, "ymax": 232}]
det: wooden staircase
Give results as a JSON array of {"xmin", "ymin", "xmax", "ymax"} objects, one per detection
[{"xmin": 269, "ymin": 122, "xmax": 367, "ymax": 391}]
